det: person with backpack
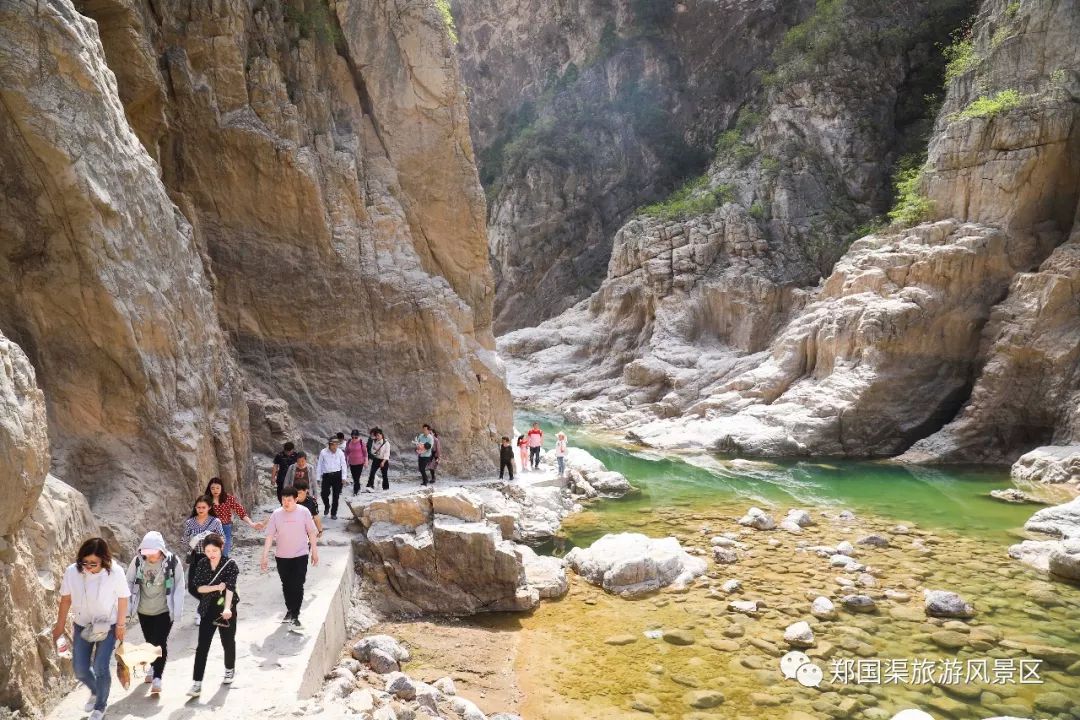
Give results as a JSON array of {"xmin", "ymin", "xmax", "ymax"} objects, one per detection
[
  {"xmin": 527, "ymin": 422, "xmax": 544, "ymax": 470},
  {"xmin": 271, "ymin": 441, "xmax": 299, "ymax": 503},
  {"xmin": 414, "ymin": 424, "xmax": 435, "ymax": 486},
  {"xmin": 126, "ymin": 531, "xmax": 185, "ymax": 695},
  {"xmin": 52, "ymin": 537, "xmax": 130, "ymax": 720},
  {"xmin": 315, "ymin": 436, "xmax": 348, "ymax": 520},
  {"xmin": 365, "ymin": 429, "xmax": 392, "ymax": 492},
  {"xmin": 499, "ymin": 436, "xmax": 515, "ymax": 481},
  {"xmin": 205, "ymin": 477, "xmax": 263, "ymax": 556},
  {"xmin": 183, "ymin": 495, "xmax": 225, "ymax": 568},
  {"xmin": 283, "ymin": 451, "xmax": 315, "ymax": 492},
  {"xmin": 346, "ymin": 429, "xmax": 369, "ymax": 495},
  {"xmin": 186, "ymin": 534, "xmax": 239, "ymax": 696}
]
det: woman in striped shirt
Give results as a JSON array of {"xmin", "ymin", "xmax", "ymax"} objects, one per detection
[
  {"xmin": 183, "ymin": 496, "xmax": 224, "ymax": 568},
  {"xmin": 204, "ymin": 477, "xmax": 263, "ymax": 557}
]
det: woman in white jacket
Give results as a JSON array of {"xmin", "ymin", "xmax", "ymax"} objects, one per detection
[{"xmin": 126, "ymin": 531, "xmax": 185, "ymax": 695}]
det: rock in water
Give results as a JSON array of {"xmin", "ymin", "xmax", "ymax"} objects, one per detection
[
  {"xmin": 1048, "ymin": 541, "xmax": 1080, "ymax": 581},
  {"xmin": 565, "ymin": 533, "xmax": 708, "ymax": 597},
  {"xmin": 923, "ymin": 590, "xmax": 976, "ymax": 618},
  {"xmin": 841, "ymin": 595, "xmax": 878, "ymax": 614},
  {"xmin": 811, "ymin": 596, "xmax": 837, "ymax": 620},
  {"xmin": 1011, "ymin": 446, "xmax": 1080, "ymax": 486},
  {"xmin": 738, "ymin": 507, "xmax": 777, "ymax": 530},
  {"xmin": 784, "ymin": 622, "xmax": 816, "ymax": 648}
]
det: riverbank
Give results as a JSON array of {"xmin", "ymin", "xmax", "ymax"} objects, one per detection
[{"xmin": 318, "ymin": 417, "xmax": 1080, "ymax": 720}]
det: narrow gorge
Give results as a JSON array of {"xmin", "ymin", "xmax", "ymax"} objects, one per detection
[{"xmin": 0, "ymin": 0, "xmax": 1078, "ymax": 718}]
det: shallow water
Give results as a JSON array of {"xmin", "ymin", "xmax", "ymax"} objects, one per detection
[{"xmin": 502, "ymin": 413, "xmax": 1080, "ymax": 720}]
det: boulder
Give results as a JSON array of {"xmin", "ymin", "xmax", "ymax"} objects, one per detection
[
  {"xmin": 355, "ymin": 498, "xmax": 541, "ymax": 614},
  {"xmin": 352, "ymin": 635, "xmax": 412, "ymax": 664},
  {"xmin": 565, "ymin": 533, "xmax": 707, "ymax": 597},
  {"xmin": 1024, "ymin": 496, "xmax": 1080, "ymax": 539},
  {"xmin": 784, "ymin": 621, "xmax": 815, "ymax": 648},
  {"xmin": 712, "ymin": 547, "xmax": 739, "ymax": 564},
  {"xmin": 433, "ymin": 676, "xmax": 457, "ymax": 696},
  {"xmin": 589, "ymin": 471, "xmax": 634, "ymax": 496},
  {"xmin": 519, "ymin": 545, "xmax": 568, "ymax": 599},
  {"xmin": 785, "ymin": 509, "xmax": 814, "ymax": 527},
  {"xmin": 720, "ymin": 579, "xmax": 742, "ymax": 593},
  {"xmin": 738, "ymin": 507, "xmax": 776, "ymax": 530},
  {"xmin": 923, "ymin": 589, "xmax": 976, "ymax": 619},
  {"xmin": 841, "ymin": 595, "xmax": 877, "ymax": 613},
  {"xmin": 1011, "ymin": 445, "xmax": 1080, "ymax": 485},
  {"xmin": 857, "ymin": 534, "xmax": 891, "ymax": 547},
  {"xmin": 432, "ymin": 488, "xmax": 486, "ymax": 522},
  {"xmin": 1048, "ymin": 541, "xmax": 1080, "ymax": 581},
  {"xmin": 811, "ymin": 596, "xmax": 837, "ymax": 620},
  {"xmin": 368, "ymin": 648, "xmax": 400, "ymax": 674},
  {"xmin": 385, "ymin": 672, "xmax": 418, "ymax": 701}
]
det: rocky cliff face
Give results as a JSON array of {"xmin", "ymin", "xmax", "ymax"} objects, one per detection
[
  {"xmin": 1, "ymin": 1, "xmax": 510, "ymax": 713},
  {"xmin": 501, "ymin": 0, "xmax": 1080, "ymax": 462},
  {"xmin": 458, "ymin": 0, "xmax": 974, "ymax": 332},
  {"xmin": 0, "ymin": 332, "xmax": 97, "ymax": 714},
  {"xmin": 1, "ymin": 0, "xmax": 510, "ymax": 541}
]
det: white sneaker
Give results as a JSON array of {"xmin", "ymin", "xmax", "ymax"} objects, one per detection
[
  {"xmin": 151, "ymin": 678, "xmax": 162, "ymax": 695},
  {"xmin": 223, "ymin": 668, "xmax": 235, "ymax": 684},
  {"xmin": 89, "ymin": 710, "xmax": 104, "ymax": 720},
  {"xmin": 83, "ymin": 696, "xmax": 96, "ymax": 712},
  {"xmin": 186, "ymin": 682, "xmax": 202, "ymax": 697}
]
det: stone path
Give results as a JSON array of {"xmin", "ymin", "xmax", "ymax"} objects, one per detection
[{"xmin": 47, "ymin": 518, "xmax": 354, "ymax": 720}]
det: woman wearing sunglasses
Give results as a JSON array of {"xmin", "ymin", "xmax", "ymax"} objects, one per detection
[
  {"xmin": 186, "ymin": 533, "xmax": 239, "ymax": 696},
  {"xmin": 52, "ymin": 537, "xmax": 131, "ymax": 720}
]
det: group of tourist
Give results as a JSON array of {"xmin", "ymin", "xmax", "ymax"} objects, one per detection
[
  {"xmin": 48, "ymin": 421, "xmax": 569, "ymax": 718},
  {"xmin": 270, "ymin": 426, "xmax": 442, "ymax": 515},
  {"xmin": 52, "ymin": 473, "xmax": 322, "ymax": 715},
  {"xmin": 501, "ymin": 422, "xmax": 569, "ymax": 480}
]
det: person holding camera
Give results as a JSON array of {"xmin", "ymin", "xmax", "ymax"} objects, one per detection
[
  {"xmin": 53, "ymin": 537, "xmax": 131, "ymax": 720},
  {"xmin": 414, "ymin": 424, "xmax": 435, "ymax": 486},
  {"xmin": 186, "ymin": 533, "xmax": 238, "ymax": 697}
]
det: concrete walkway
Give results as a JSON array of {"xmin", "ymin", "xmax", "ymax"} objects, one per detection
[{"xmin": 47, "ymin": 516, "xmax": 355, "ymax": 720}]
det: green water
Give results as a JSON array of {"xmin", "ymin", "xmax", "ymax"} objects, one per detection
[{"xmin": 518, "ymin": 412, "xmax": 1033, "ymax": 547}]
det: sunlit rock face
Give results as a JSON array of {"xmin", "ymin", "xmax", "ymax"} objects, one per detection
[
  {"xmin": 0, "ymin": 0, "xmax": 511, "ymax": 550},
  {"xmin": 500, "ymin": 0, "xmax": 1080, "ymax": 463}
]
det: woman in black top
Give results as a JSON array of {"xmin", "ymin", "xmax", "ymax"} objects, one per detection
[{"xmin": 186, "ymin": 533, "xmax": 239, "ymax": 696}]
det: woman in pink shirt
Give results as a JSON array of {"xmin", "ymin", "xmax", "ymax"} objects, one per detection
[{"xmin": 346, "ymin": 429, "xmax": 368, "ymax": 496}]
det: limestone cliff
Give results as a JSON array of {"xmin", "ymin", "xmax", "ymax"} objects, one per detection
[
  {"xmin": 0, "ymin": 333, "xmax": 97, "ymax": 714},
  {"xmin": 458, "ymin": 0, "xmax": 974, "ymax": 331},
  {"xmin": 1, "ymin": 0, "xmax": 511, "ymax": 545},
  {"xmin": 501, "ymin": 0, "xmax": 1079, "ymax": 461}
]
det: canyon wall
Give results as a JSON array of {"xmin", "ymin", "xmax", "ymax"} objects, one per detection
[
  {"xmin": 0, "ymin": 1, "xmax": 510, "ymax": 713},
  {"xmin": 501, "ymin": 0, "xmax": 1080, "ymax": 462},
  {"xmin": 458, "ymin": 0, "xmax": 975, "ymax": 332}
]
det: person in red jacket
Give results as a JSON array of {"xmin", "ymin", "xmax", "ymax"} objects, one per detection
[{"xmin": 527, "ymin": 423, "xmax": 544, "ymax": 470}]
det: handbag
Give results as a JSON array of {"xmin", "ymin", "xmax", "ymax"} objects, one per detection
[{"xmin": 80, "ymin": 622, "xmax": 111, "ymax": 643}]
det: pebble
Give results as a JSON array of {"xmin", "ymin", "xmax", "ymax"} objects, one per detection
[
  {"xmin": 784, "ymin": 621, "xmax": 816, "ymax": 648},
  {"xmin": 662, "ymin": 629, "xmax": 695, "ymax": 646},
  {"xmin": 720, "ymin": 579, "xmax": 741, "ymax": 593},
  {"xmin": 812, "ymin": 596, "xmax": 838, "ymax": 620},
  {"xmin": 631, "ymin": 693, "xmax": 661, "ymax": 713},
  {"xmin": 840, "ymin": 594, "xmax": 877, "ymax": 613},
  {"xmin": 604, "ymin": 634, "xmax": 637, "ymax": 646},
  {"xmin": 684, "ymin": 690, "xmax": 725, "ymax": 709}
]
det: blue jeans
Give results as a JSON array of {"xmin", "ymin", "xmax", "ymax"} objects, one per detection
[
  {"xmin": 557, "ymin": 456, "xmax": 566, "ymax": 475},
  {"xmin": 222, "ymin": 523, "xmax": 233, "ymax": 556},
  {"xmin": 72, "ymin": 624, "xmax": 116, "ymax": 710}
]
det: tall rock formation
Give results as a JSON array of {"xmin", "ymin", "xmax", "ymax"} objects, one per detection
[
  {"xmin": 0, "ymin": 332, "xmax": 97, "ymax": 714},
  {"xmin": 0, "ymin": 0, "xmax": 251, "ymax": 546},
  {"xmin": 501, "ymin": 0, "xmax": 1079, "ymax": 462},
  {"xmin": 0, "ymin": 0, "xmax": 510, "ymax": 550},
  {"xmin": 457, "ymin": 0, "xmax": 974, "ymax": 332}
]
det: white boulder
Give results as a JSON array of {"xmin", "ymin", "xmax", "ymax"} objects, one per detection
[{"xmin": 565, "ymin": 533, "xmax": 708, "ymax": 597}]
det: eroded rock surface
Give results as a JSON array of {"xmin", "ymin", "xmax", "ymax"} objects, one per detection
[
  {"xmin": 352, "ymin": 488, "xmax": 569, "ymax": 614},
  {"xmin": 0, "ymin": 333, "xmax": 97, "ymax": 713}
]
